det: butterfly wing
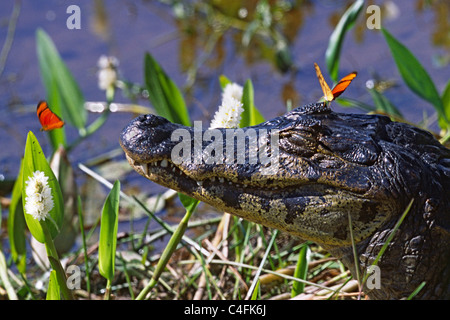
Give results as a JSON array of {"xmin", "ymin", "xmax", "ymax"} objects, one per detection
[
  {"xmin": 314, "ymin": 63, "xmax": 334, "ymax": 102},
  {"xmin": 36, "ymin": 101, "xmax": 65, "ymax": 131},
  {"xmin": 331, "ymin": 72, "xmax": 357, "ymax": 100}
]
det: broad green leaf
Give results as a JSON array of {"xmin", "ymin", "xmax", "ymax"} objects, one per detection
[
  {"xmin": 240, "ymin": 79, "xmax": 265, "ymax": 127},
  {"xmin": 144, "ymin": 53, "xmax": 191, "ymax": 126},
  {"xmin": 442, "ymin": 80, "xmax": 450, "ymax": 114},
  {"xmin": 7, "ymin": 160, "xmax": 27, "ymax": 274},
  {"xmin": 46, "ymin": 270, "xmax": 61, "ymax": 300},
  {"xmin": 98, "ymin": 180, "xmax": 120, "ymax": 281},
  {"xmin": 439, "ymin": 80, "xmax": 450, "ymax": 129},
  {"xmin": 368, "ymin": 88, "xmax": 403, "ymax": 118},
  {"xmin": 325, "ymin": 0, "xmax": 364, "ymax": 81},
  {"xmin": 21, "ymin": 132, "xmax": 64, "ymax": 243},
  {"xmin": 36, "ymin": 29, "xmax": 86, "ymax": 131},
  {"xmin": 382, "ymin": 28, "xmax": 447, "ymax": 124}
]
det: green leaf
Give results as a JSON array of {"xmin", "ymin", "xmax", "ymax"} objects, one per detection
[
  {"xmin": 178, "ymin": 193, "xmax": 199, "ymax": 213},
  {"xmin": 46, "ymin": 270, "xmax": 61, "ymax": 300},
  {"xmin": 325, "ymin": 0, "xmax": 364, "ymax": 81},
  {"xmin": 250, "ymin": 280, "xmax": 260, "ymax": 300},
  {"xmin": 144, "ymin": 53, "xmax": 191, "ymax": 126},
  {"xmin": 8, "ymin": 162, "xmax": 26, "ymax": 274},
  {"xmin": 292, "ymin": 244, "xmax": 309, "ymax": 297},
  {"xmin": 36, "ymin": 29, "xmax": 86, "ymax": 132},
  {"xmin": 40, "ymin": 71, "xmax": 66, "ymax": 150},
  {"xmin": 7, "ymin": 160, "xmax": 27, "ymax": 274},
  {"xmin": 275, "ymin": 40, "xmax": 293, "ymax": 73},
  {"xmin": 439, "ymin": 80, "xmax": 450, "ymax": 129},
  {"xmin": 98, "ymin": 180, "xmax": 120, "ymax": 281},
  {"xmin": 21, "ymin": 132, "xmax": 64, "ymax": 243},
  {"xmin": 240, "ymin": 79, "xmax": 265, "ymax": 127},
  {"xmin": 219, "ymin": 75, "xmax": 231, "ymax": 89},
  {"xmin": 336, "ymin": 97, "xmax": 376, "ymax": 112},
  {"xmin": 382, "ymin": 28, "xmax": 447, "ymax": 124},
  {"xmin": 442, "ymin": 80, "xmax": 450, "ymax": 113},
  {"xmin": 368, "ymin": 88, "xmax": 403, "ymax": 118}
]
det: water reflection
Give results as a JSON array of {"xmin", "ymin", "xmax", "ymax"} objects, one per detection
[{"xmin": 0, "ymin": 0, "xmax": 448, "ymax": 180}]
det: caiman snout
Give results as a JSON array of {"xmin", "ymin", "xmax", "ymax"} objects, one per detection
[{"xmin": 120, "ymin": 114, "xmax": 183, "ymax": 164}]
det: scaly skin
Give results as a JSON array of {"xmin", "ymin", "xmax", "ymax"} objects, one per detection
[{"xmin": 120, "ymin": 102, "xmax": 450, "ymax": 299}]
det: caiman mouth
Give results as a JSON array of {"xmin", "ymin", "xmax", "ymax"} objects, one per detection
[
  {"xmin": 124, "ymin": 152, "xmax": 370, "ymax": 200},
  {"xmin": 126, "ymin": 154, "xmax": 344, "ymax": 196}
]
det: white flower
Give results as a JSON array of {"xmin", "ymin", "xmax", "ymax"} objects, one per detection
[
  {"xmin": 222, "ymin": 83, "xmax": 243, "ymax": 102},
  {"xmin": 210, "ymin": 83, "xmax": 244, "ymax": 129},
  {"xmin": 97, "ymin": 55, "xmax": 119, "ymax": 91},
  {"xmin": 24, "ymin": 171, "xmax": 54, "ymax": 221}
]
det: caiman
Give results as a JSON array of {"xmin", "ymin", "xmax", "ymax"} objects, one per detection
[{"xmin": 120, "ymin": 102, "xmax": 450, "ymax": 299}]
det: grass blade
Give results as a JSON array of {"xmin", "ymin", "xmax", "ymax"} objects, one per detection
[
  {"xmin": 0, "ymin": 249, "xmax": 18, "ymax": 300},
  {"xmin": 368, "ymin": 88, "xmax": 403, "ymax": 118},
  {"xmin": 245, "ymin": 230, "xmax": 279, "ymax": 300},
  {"xmin": 362, "ymin": 198, "xmax": 414, "ymax": 289},
  {"xmin": 407, "ymin": 281, "xmax": 426, "ymax": 300},
  {"xmin": 77, "ymin": 196, "xmax": 91, "ymax": 296}
]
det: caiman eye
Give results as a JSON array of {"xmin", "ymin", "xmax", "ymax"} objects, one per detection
[
  {"xmin": 319, "ymin": 135, "xmax": 380, "ymax": 165},
  {"xmin": 288, "ymin": 131, "xmax": 315, "ymax": 147},
  {"xmin": 279, "ymin": 130, "xmax": 317, "ymax": 157}
]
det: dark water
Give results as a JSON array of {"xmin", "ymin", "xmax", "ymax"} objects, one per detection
[{"xmin": 0, "ymin": 0, "xmax": 448, "ymax": 190}]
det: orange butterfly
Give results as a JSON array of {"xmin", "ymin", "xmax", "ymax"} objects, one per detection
[
  {"xmin": 314, "ymin": 63, "xmax": 357, "ymax": 102},
  {"xmin": 36, "ymin": 101, "xmax": 65, "ymax": 131}
]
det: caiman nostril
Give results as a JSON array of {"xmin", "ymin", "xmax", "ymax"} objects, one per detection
[{"xmin": 135, "ymin": 114, "xmax": 171, "ymax": 127}]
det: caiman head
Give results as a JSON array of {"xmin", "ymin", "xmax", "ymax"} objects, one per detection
[{"xmin": 120, "ymin": 102, "xmax": 450, "ymax": 299}]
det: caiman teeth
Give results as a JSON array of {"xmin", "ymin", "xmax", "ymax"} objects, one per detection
[
  {"xmin": 133, "ymin": 159, "xmax": 261, "ymax": 190},
  {"xmin": 133, "ymin": 160, "xmax": 149, "ymax": 176}
]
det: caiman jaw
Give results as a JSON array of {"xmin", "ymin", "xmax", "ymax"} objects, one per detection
[{"xmin": 123, "ymin": 137, "xmax": 394, "ymax": 248}]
